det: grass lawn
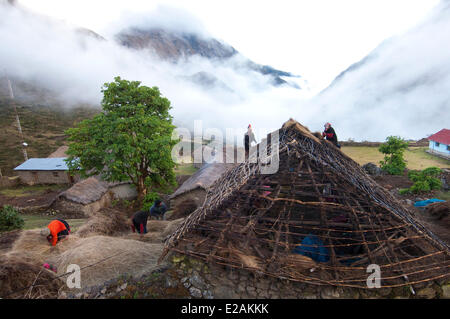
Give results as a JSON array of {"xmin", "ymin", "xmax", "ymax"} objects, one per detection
[
  {"xmin": 21, "ymin": 214, "xmax": 86, "ymax": 231},
  {"xmin": 342, "ymin": 146, "xmax": 450, "ymax": 170},
  {"xmin": 0, "ymin": 184, "xmax": 66, "ymax": 197},
  {"xmin": 435, "ymin": 191, "xmax": 450, "ymax": 201},
  {"xmin": 174, "ymin": 163, "xmax": 198, "ymax": 176}
]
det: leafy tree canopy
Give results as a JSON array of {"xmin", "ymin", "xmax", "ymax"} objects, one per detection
[{"xmin": 65, "ymin": 77, "xmax": 178, "ymax": 199}]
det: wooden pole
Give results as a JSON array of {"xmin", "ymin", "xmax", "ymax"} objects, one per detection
[{"xmin": 6, "ymin": 75, "xmax": 28, "ymax": 161}]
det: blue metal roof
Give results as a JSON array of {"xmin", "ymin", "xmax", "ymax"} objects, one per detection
[{"xmin": 14, "ymin": 157, "xmax": 69, "ymax": 171}]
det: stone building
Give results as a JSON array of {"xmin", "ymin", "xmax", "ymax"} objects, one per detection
[{"xmin": 13, "ymin": 157, "xmax": 76, "ymax": 185}]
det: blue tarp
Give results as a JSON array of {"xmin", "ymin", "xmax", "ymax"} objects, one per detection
[
  {"xmin": 293, "ymin": 234, "xmax": 329, "ymax": 263},
  {"xmin": 414, "ymin": 199, "xmax": 446, "ymax": 207}
]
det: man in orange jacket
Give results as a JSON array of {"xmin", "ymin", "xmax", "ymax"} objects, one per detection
[{"xmin": 40, "ymin": 219, "xmax": 71, "ymax": 246}]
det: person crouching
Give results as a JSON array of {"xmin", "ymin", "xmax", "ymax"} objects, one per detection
[
  {"xmin": 131, "ymin": 209, "xmax": 150, "ymax": 234},
  {"xmin": 40, "ymin": 219, "xmax": 71, "ymax": 246},
  {"xmin": 150, "ymin": 199, "xmax": 167, "ymax": 220}
]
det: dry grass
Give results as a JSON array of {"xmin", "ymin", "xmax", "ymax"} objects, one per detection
[
  {"xmin": 76, "ymin": 208, "xmax": 129, "ymax": 237},
  {"xmin": 342, "ymin": 146, "xmax": 450, "ymax": 169},
  {"xmin": 0, "ymin": 253, "xmax": 62, "ymax": 299},
  {"xmin": 2, "ymin": 214, "xmax": 186, "ymax": 292},
  {"xmin": 0, "ymin": 207, "xmax": 185, "ymax": 296},
  {"xmin": 50, "ymin": 236, "xmax": 164, "ymax": 288},
  {"xmin": 161, "ymin": 218, "xmax": 184, "ymax": 238},
  {"xmin": 7, "ymin": 229, "xmax": 166, "ymax": 289}
]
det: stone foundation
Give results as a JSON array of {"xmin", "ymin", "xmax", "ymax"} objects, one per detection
[{"xmin": 169, "ymin": 254, "xmax": 450, "ymax": 299}]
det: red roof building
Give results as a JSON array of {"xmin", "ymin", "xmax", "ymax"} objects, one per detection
[
  {"xmin": 427, "ymin": 128, "xmax": 450, "ymax": 158},
  {"xmin": 427, "ymin": 129, "xmax": 450, "ymax": 145}
]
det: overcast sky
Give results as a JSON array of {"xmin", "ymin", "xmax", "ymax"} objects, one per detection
[{"xmin": 18, "ymin": 0, "xmax": 440, "ymax": 92}]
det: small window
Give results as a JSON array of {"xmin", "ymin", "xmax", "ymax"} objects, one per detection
[
  {"xmin": 435, "ymin": 142, "xmax": 440, "ymax": 147},
  {"xmin": 447, "ymin": 145, "xmax": 450, "ymax": 151},
  {"xmin": 52, "ymin": 172, "xmax": 59, "ymax": 177}
]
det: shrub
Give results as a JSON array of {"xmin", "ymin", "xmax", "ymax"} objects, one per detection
[
  {"xmin": 379, "ymin": 136, "xmax": 408, "ymax": 175},
  {"xmin": 401, "ymin": 167, "xmax": 442, "ymax": 194},
  {"xmin": 0, "ymin": 205, "xmax": 24, "ymax": 232}
]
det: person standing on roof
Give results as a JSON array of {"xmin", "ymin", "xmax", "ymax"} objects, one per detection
[
  {"xmin": 322, "ymin": 122, "xmax": 341, "ymax": 148},
  {"xmin": 244, "ymin": 124, "xmax": 257, "ymax": 157},
  {"xmin": 40, "ymin": 219, "xmax": 71, "ymax": 246}
]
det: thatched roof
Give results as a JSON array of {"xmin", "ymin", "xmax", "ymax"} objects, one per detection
[
  {"xmin": 162, "ymin": 119, "xmax": 449, "ymax": 288},
  {"xmin": 60, "ymin": 176, "xmax": 131, "ymax": 205},
  {"xmin": 47, "ymin": 146, "xmax": 69, "ymax": 158},
  {"xmin": 170, "ymin": 163, "xmax": 235, "ymax": 199},
  {"xmin": 60, "ymin": 177, "xmax": 108, "ymax": 205}
]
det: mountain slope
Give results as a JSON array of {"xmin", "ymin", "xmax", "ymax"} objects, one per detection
[
  {"xmin": 0, "ymin": 77, "xmax": 98, "ymax": 175},
  {"xmin": 116, "ymin": 27, "xmax": 300, "ymax": 88},
  {"xmin": 312, "ymin": 2, "xmax": 450, "ymax": 141}
]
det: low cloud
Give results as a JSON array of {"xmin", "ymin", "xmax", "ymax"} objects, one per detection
[
  {"xmin": 311, "ymin": 1, "xmax": 450, "ymax": 141},
  {"xmin": 0, "ymin": 3, "xmax": 314, "ymax": 144},
  {"xmin": 1, "ymin": 2, "xmax": 447, "ymax": 143}
]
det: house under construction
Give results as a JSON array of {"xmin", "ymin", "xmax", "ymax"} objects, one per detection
[{"xmin": 162, "ymin": 119, "xmax": 449, "ymax": 289}]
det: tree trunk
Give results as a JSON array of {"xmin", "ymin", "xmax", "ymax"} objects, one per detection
[{"xmin": 137, "ymin": 177, "xmax": 147, "ymax": 201}]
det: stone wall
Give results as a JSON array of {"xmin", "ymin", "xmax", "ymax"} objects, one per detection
[
  {"xmin": 52, "ymin": 192, "xmax": 113, "ymax": 218},
  {"xmin": 17, "ymin": 170, "xmax": 71, "ymax": 185},
  {"xmin": 167, "ymin": 254, "xmax": 450, "ymax": 299},
  {"xmin": 0, "ymin": 176, "xmax": 19, "ymax": 188}
]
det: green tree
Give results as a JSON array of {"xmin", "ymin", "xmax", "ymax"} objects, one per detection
[
  {"xmin": 65, "ymin": 77, "xmax": 178, "ymax": 200},
  {"xmin": 378, "ymin": 136, "xmax": 409, "ymax": 175}
]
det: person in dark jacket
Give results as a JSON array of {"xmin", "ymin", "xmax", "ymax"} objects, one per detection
[
  {"xmin": 150, "ymin": 199, "xmax": 167, "ymax": 220},
  {"xmin": 131, "ymin": 209, "xmax": 150, "ymax": 234},
  {"xmin": 40, "ymin": 219, "xmax": 71, "ymax": 246},
  {"xmin": 322, "ymin": 122, "xmax": 340, "ymax": 148},
  {"xmin": 244, "ymin": 124, "xmax": 257, "ymax": 157}
]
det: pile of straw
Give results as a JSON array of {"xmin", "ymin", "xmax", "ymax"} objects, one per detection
[
  {"xmin": 49, "ymin": 236, "xmax": 164, "ymax": 288},
  {"xmin": 426, "ymin": 202, "xmax": 450, "ymax": 221},
  {"xmin": 1, "ymin": 214, "xmax": 185, "ymax": 292},
  {"xmin": 125, "ymin": 218, "xmax": 185, "ymax": 243},
  {"xmin": 11, "ymin": 229, "xmax": 80, "ymax": 264},
  {"xmin": 8, "ymin": 229, "xmax": 166, "ymax": 290},
  {"xmin": 170, "ymin": 199, "xmax": 198, "ymax": 220},
  {"xmin": 0, "ymin": 254, "xmax": 62, "ymax": 299},
  {"xmin": 76, "ymin": 208, "xmax": 129, "ymax": 237}
]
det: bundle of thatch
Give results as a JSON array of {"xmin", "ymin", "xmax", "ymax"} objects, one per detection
[
  {"xmin": 49, "ymin": 236, "xmax": 164, "ymax": 288},
  {"xmin": 169, "ymin": 199, "xmax": 198, "ymax": 220},
  {"xmin": 126, "ymin": 232, "xmax": 163, "ymax": 243},
  {"xmin": 76, "ymin": 208, "xmax": 129, "ymax": 237},
  {"xmin": 426, "ymin": 201, "xmax": 450, "ymax": 221},
  {"xmin": 0, "ymin": 254, "xmax": 62, "ymax": 299},
  {"xmin": 161, "ymin": 218, "xmax": 184, "ymax": 238},
  {"xmin": 146, "ymin": 220, "xmax": 171, "ymax": 233},
  {"xmin": 9, "ymin": 229, "xmax": 166, "ymax": 289},
  {"xmin": 125, "ymin": 218, "xmax": 185, "ymax": 243},
  {"xmin": 11, "ymin": 229, "xmax": 80, "ymax": 264}
]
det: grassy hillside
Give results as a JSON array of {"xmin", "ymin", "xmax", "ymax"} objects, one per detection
[
  {"xmin": 342, "ymin": 146, "xmax": 450, "ymax": 170},
  {"xmin": 0, "ymin": 100, "xmax": 98, "ymax": 175}
]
